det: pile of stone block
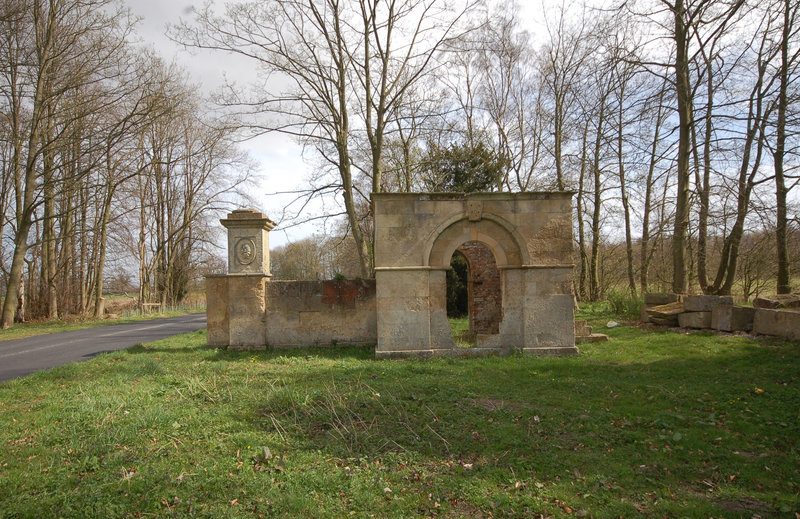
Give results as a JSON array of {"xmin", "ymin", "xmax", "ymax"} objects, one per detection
[
  {"xmin": 641, "ymin": 293, "xmax": 683, "ymax": 326},
  {"xmin": 752, "ymin": 295, "xmax": 800, "ymax": 340},
  {"xmin": 642, "ymin": 293, "xmax": 800, "ymax": 341},
  {"xmin": 574, "ymin": 319, "xmax": 609, "ymax": 344}
]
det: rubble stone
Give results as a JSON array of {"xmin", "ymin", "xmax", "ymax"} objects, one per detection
[
  {"xmin": 684, "ymin": 295, "xmax": 734, "ymax": 312},
  {"xmin": 711, "ymin": 305, "xmax": 755, "ymax": 332},
  {"xmin": 678, "ymin": 311, "xmax": 712, "ymax": 329},
  {"xmin": 753, "ymin": 308, "xmax": 800, "ymax": 340}
]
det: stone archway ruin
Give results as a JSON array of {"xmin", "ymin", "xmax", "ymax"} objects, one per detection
[
  {"xmin": 206, "ymin": 192, "xmax": 578, "ymax": 357},
  {"xmin": 373, "ymin": 192, "xmax": 576, "ymax": 358}
]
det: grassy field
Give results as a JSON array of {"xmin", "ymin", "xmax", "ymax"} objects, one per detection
[
  {"xmin": 0, "ymin": 306, "xmax": 205, "ymax": 342},
  {"xmin": 0, "ymin": 305, "xmax": 798, "ymax": 517}
]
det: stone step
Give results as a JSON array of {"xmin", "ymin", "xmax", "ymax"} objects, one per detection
[
  {"xmin": 574, "ymin": 319, "xmax": 593, "ymax": 336},
  {"xmin": 575, "ymin": 333, "xmax": 610, "ymax": 344}
]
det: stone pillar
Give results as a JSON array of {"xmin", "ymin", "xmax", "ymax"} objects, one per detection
[
  {"xmin": 206, "ymin": 209, "xmax": 276, "ymax": 349},
  {"xmin": 221, "ymin": 209, "xmax": 276, "ymax": 275},
  {"xmin": 375, "ymin": 267, "xmax": 454, "ymax": 358},
  {"xmin": 521, "ymin": 266, "xmax": 578, "ymax": 355}
]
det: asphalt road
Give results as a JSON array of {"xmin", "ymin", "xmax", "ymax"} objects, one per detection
[{"xmin": 0, "ymin": 313, "xmax": 206, "ymax": 383}]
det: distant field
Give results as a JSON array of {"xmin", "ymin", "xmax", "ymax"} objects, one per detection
[
  {"xmin": 0, "ymin": 293, "xmax": 205, "ymax": 341},
  {"xmin": 0, "ymin": 304, "xmax": 797, "ymax": 517}
]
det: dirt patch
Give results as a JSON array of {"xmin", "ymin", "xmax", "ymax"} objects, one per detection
[{"xmin": 714, "ymin": 497, "xmax": 771, "ymax": 515}]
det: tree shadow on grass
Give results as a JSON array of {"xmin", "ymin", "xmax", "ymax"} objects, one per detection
[{"xmin": 242, "ymin": 338, "xmax": 800, "ymax": 516}]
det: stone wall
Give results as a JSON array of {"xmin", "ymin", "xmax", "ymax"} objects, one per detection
[
  {"xmin": 265, "ymin": 279, "xmax": 377, "ymax": 347},
  {"xmin": 206, "ymin": 277, "xmax": 377, "ymax": 349},
  {"xmin": 206, "ymin": 274, "xmax": 268, "ymax": 349},
  {"xmin": 207, "ymin": 199, "xmax": 578, "ymax": 358},
  {"xmin": 457, "ymin": 241, "xmax": 502, "ymax": 335}
]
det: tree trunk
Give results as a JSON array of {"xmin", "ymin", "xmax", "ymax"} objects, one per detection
[
  {"xmin": 640, "ymin": 80, "xmax": 667, "ymax": 294},
  {"xmin": 576, "ymin": 121, "xmax": 590, "ymax": 301},
  {"xmin": 94, "ymin": 185, "xmax": 115, "ymax": 318},
  {"xmin": 774, "ymin": 0, "xmax": 791, "ymax": 294},
  {"xmin": 672, "ymin": 0, "xmax": 692, "ymax": 295},
  {"xmin": 616, "ymin": 80, "xmax": 636, "ymax": 298},
  {"xmin": 589, "ymin": 97, "xmax": 606, "ymax": 301},
  {"xmin": 695, "ymin": 51, "xmax": 714, "ymax": 293}
]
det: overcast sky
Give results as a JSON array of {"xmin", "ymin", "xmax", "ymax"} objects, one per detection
[
  {"xmin": 122, "ymin": 0, "xmax": 548, "ymax": 248},
  {"xmin": 125, "ymin": 0, "xmax": 316, "ymax": 248}
]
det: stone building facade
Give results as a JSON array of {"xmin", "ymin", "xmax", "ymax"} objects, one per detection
[{"xmin": 205, "ymin": 192, "xmax": 578, "ymax": 357}]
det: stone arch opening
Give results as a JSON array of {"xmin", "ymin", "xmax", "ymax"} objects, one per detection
[
  {"xmin": 457, "ymin": 241, "xmax": 502, "ymax": 336},
  {"xmin": 446, "ymin": 249, "xmax": 473, "ymax": 347},
  {"xmin": 446, "ymin": 249, "xmax": 469, "ymax": 319},
  {"xmin": 427, "ymin": 217, "xmax": 522, "ymax": 350},
  {"xmin": 426, "ymin": 215, "xmax": 527, "ymax": 268}
]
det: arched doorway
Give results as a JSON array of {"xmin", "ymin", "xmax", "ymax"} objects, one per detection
[
  {"xmin": 373, "ymin": 192, "xmax": 577, "ymax": 358},
  {"xmin": 447, "ymin": 241, "xmax": 503, "ymax": 347},
  {"xmin": 447, "ymin": 249, "xmax": 472, "ymax": 346},
  {"xmin": 427, "ymin": 215, "xmax": 524, "ymax": 351}
]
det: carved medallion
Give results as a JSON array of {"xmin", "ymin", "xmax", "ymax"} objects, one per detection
[
  {"xmin": 235, "ymin": 237, "xmax": 257, "ymax": 265},
  {"xmin": 467, "ymin": 200, "xmax": 483, "ymax": 222}
]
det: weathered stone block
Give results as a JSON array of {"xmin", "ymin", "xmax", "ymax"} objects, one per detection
[
  {"xmin": 227, "ymin": 274, "xmax": 267, "ymax": 349},
  {"xmin": 575, "ymin": 333, "xmax": 609, "ymax": 344},
  {"xmin": 221, "ymin": 209, "xmax": 275, "ymax": 275},
  {"xmin": 753, "ymin": 294, "xmax": 800, "ymax": 309},
  {"xmin": 644, "ymin": 293, "xmax": 682, "ymax": 305},
  {"xmin": 646, "ymin": 301, "xmax": 684, "ymax": 326},
  {"xmin": 575, "ymin": 320, "xmax": 592, "ymax": 336},
  {"xmin": 678, "ymin": 311, "xmax": 712, "ymax": 329},
  {"xmin": 711, "ymin": 305, "xmax": 755, "ymax": 332},
  {"xmin": 524, "ymin": 294, "xmax": 575, "ymax": 350},
  {"xmin": 684, "ymin": 295, "xmax": 733, "ymax": 312},
  {"xmin": 205, "ymin": 276, "xmax": 229, "ymax": 347},
  {"xmin": 647, "ymin": 301, "xmax": 685, "ymax": 320},
  {"xmin": 753, "ymin": 308, "xmax": 800, "ymax": 340}
]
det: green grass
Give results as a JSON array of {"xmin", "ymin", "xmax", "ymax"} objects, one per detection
[
  {"xmin": 0, "ymin": 307, "xmax": 205, "ymax": 342},
  {"xmin": 0, "ymin": 308, "xmax": 798, "ymax": 518},
  {"xmin": 449, "ymin": 316, "xmax": 475, "ymax": 347}
]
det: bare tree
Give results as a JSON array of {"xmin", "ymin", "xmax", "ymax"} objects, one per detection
[
  {"xmin": 538, "ymin": 2, "xmax": 593, "ymax": 191},
  {"xmin": 769, "ymin": 0, "xmax": 800, "ymax": 294},
  {"xmin": 0, "ymin": 0, "xmax": 133, "ymax": 327},
  {"xmin": 176, "ymin": 0, "xmax": 476, "ymax": 276}
]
